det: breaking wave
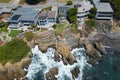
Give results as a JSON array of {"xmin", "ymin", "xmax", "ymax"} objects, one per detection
[{"xmin": 25, "ymin": 45, "xmax": 91, "ymax": 80}]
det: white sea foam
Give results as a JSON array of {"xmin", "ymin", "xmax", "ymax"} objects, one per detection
[{"xmin": 26, "ymin": 45, "xmax": 90, "ymax": 80}]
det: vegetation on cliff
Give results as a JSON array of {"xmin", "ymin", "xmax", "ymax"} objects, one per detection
[{"xmin": 0, "ymin": 38, "xmax": 30, "ymax": 64}]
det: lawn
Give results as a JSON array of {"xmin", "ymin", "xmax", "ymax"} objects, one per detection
[
  {"xmin": 0, "ymin": 39, "xmax": 30, "ymax": 65},
  {"xmin": 9, "ymin": 30, "xmax": 21, "ymax": 37},
  {"xmin": 0, "ymin": 0, "xmax": 10, "ymax": 3}
]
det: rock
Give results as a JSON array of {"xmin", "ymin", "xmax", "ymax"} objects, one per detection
[
  {"xmin": 85, "ymin": 43, "xmax": 101, "ymax": 58},
  {"xmin": 71, "ymin": 67, "xmax": 80, "ymax": 79},
  {"xmin": 46, "ymin": 67, "xmax": 58, "ymax": 80},
  {"xmin": 0, "ymin": 55, "xmax": 31, "ymax": 80},
  {"xmin": 87, "ymin": 59, "xmax": 96, "ymax": 65},
  {"xmin": 66, "ymin": 53, "xmax": 77, "ymax": 65},
  {"xmin": 94, "ymin": 42, "xmax": 107, "ymax": 54},
  {"xmin": 54, "ymin": 51, "xmax": 60, "ymax": 62},
  {"xmin": 56, "ymin": 42, "xmax": 77, "ymax": 65}
]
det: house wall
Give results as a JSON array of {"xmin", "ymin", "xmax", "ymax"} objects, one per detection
[{"xmin": 96, "ymin": 12, "xmax": 113, "ymax": 19}]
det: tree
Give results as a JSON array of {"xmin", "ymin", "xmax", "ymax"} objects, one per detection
[
  {"xmin": 25, "ymin": 0, "xmax": 46, "ymax": 5},
  {"xmin": 66, "ymin": 1, "xmax": 73, "ymax": 5},
  {"xmin": 67, "ymin": 8, "xmax": 78, "ymax": 23},
  {"xmin": 88, "ymin": 7, "xmax": 97, "ymax": 19}
]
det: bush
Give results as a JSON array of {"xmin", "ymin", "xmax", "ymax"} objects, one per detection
[
  {"xmin": 0, "ymin": 39, "xmax": 30, "ymax": 64},
  {"xmin": 24, "ymin": 31, "xmax": 34, "ymax": 41},
  {"xmin": 85, "ymin": 19, "xmax": 95, "ymax": 28},
  {"xmin": 52, "ymin": 24, "xmax": 57, "ymax": 29},
  {"xmin": 66, "ymin": 1, "xmax": 73, "ymax": 5}
]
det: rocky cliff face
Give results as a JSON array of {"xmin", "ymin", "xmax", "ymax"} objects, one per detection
[{"xmin": 0, "ymin": 52, "xmax": 32, "ymax": 80}]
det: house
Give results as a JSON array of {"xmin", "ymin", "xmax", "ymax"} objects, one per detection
[
  {"xmin": 38, "ymin": 6, "xmax": 58, "ymax": 26},
  {"xmin": 0, "ymin": 7, "xmax": 12, "ymax": 15},
  {"xmin": 9, "ymin": 8, "xmax": 40, "ymax": 29},
  {"xmin": 92, "ymin": 0, "xmax": 114, "ymax": 20},
  {"xmin": 38, "ymin": 10, "xmax": 57, "ymax": 26},
  {"xmin": 58, "ymin": 6, "xmax": 73, "ymax": 17},
  {"xmin": 0, "ymin": 7, "xmax": 12, "ymax": 22},
  {"xmin": 75, "ymin": 0, "xmax": 93, "ymax": 19}
]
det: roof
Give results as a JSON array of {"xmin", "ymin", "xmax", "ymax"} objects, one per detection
[
  {"xmin": 48, "ymin": 11, "xmax": 56, "ymax": 18},
  {"xmin": 95, "ymin": 2, "xmax": 113, "ymax": 12},
  {"xmin": 52, "ymin": 6, "xmax": 58, "ymax": 11},
  {"xmin": 0, "ymin": 7, "xmax": 12, "ymax": 15},
  {"xmin": 9, "ymin": 8, "xmax": 40, "ymax": 23},
  {"xmin": 92, "ymin": 0, "xmax": 100, "ymax": 4},
  {"xmin": 39, "ymin": 10, "xmax": 56, "ymax": 20},
  {"xmin": 39, "ymin": 11, "xmax": 47, "ymax": 20},
  {"xmin": 77, "ymin": 1, "xmax": 93, "ymax": 13}
]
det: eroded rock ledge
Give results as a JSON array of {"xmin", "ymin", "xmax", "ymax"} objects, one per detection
[{"xmin": 0, "ymin": 52, "xmax": 32, "ymax": 80}]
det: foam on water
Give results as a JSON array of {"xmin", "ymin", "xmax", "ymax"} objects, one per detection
[{"xmin": 26, "ymin": 45, "xmax": 90, "ymax": 80}]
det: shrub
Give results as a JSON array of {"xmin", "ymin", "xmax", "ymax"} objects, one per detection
[
  {"xmin": 66, "ymin": 1, "xmax": 73, "ymax": 5},
  {"xmin": 24, "ymin": 31, "xmax": 34, "ymax": 41}
]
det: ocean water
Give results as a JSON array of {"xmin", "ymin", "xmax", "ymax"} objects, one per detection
[
  {"xmin": 83, "ymin": 50, "xmax": 120, "ymax": 80},
  {"xmin": 25, "ymin": 45, "xmax": 91, "ymax": 80},
  {"xmin": 25, "ymin": 46, "xmax": 120, "ymax": 80}
]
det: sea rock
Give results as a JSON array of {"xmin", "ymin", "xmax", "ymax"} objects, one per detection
[
  {"xmin": 87, "ymin": 59, "xmax": 96, "ymax": 65},
  {"xmin": 56, "ymin": 42, "xmax": 77, "ymax": 65},
  {"xmin": 85, "ymin": 43, "xmax": 101, "ymax": 58},
  {"xmin": 71, "ymin": 67, "xmax": 80, "ymax": 79},
  {"xmin": 54, "ymin": 51, "xmax": 60, "ymax": 62},
  {"xmin": 66, "ymin": 53, "xmax": 77, "ymax": 65},
  {"xmin": 46, "ymin": 67, "xmax": 58, "ymax": 80},
  {"xmin": 94, "ymin": 42, "xmax": 107, "ymax": 54}
]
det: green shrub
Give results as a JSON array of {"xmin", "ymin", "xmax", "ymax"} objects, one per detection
[
  {"xmin": 52, "ymin": 24, "xmax": 57, "ymax": 29},
  {"xmin": 66, "ymin": 1, "xmax": 73, "ymax": 5},
  {"xmin": 85, "ymin": 19, "xmax": 95, "ymax": 28},
  {"xmin": 24, "ymin": 31, "xmax": 34, "ymax": 41}
]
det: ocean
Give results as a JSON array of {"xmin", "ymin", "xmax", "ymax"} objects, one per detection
[{"xmin": 25, "ymin": 46, "xmax": 120, "ymax": 80}]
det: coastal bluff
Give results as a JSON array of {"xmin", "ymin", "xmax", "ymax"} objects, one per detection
[{"xmin": 0, "ymin": 52, "xmax": 32, "ymax": 80}]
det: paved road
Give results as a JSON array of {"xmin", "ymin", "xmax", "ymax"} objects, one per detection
[{"xmin": 0, "ymin": 0, "xmax": 81, "ymax": 9}]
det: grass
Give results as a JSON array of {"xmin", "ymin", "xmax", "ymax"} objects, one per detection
[
  {"xmin": 53, "ymin": 22, "xmax": 68, "ymax": 35},
  {"xmin": 0, "ymin": 0, "xmax": 10, "ymax": 3},
  {"xmin": 0, "ymin": 22, "xmax": 9, "ymax": 33},
  {"xmin": 58, "ymin": 0, "xmax": 71, "ymax": 2},
  {"xmin": 0, "ymin": 38, "xmax": 30, "ymax": 65},
  {"xmin": 9, "ymin": 30, "xmax": 21, "ymax": 37}
]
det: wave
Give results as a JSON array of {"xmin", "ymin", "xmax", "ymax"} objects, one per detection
[{"xmin": 25, "ymin": 45, "xmax": 91, "ymax": 80}]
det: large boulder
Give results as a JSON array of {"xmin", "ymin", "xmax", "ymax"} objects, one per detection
[
  {"xmin": 46, "ymin": 67, "xmax": 58, "ymax": 80},
  {"xmin": 94, "ymin": 42, "xmax": 107, "ymax": 54},
  {"xmin": 56, "ymin": 42, "xmax": 77, "ymax": 65},
  {"xmin": 71, "ymin": 67, "xmax": 80, "ymax": 79},
  {"xmin": 85, "ymin": 43, "xmax": 102, "ymax": 58}
]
